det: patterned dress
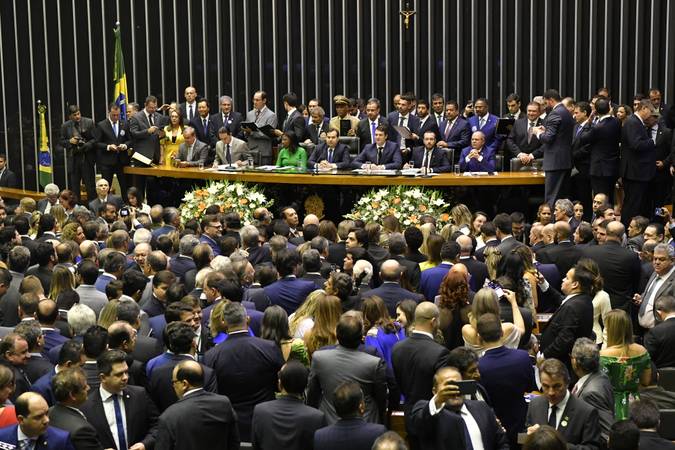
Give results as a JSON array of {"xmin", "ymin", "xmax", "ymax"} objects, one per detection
[{"xmin": 600, "ymin": 351, "xmax": 651, "ymax": 420}]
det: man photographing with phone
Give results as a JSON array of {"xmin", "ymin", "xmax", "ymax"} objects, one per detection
[{"xmin": 409, "ymin": 366, "xmax": 509, "ymax": 450}]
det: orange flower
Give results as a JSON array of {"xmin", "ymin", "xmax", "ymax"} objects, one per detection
[
  {"xmin": 419, "ymin": 204, "xmax": 427, "ymax": 212},
  {"xmin": 393, "ymin": 197, "xmax": 401, "ymax": 205},
  {"xmin": 239, "ymin": 198, "xmax": 249, "ymax": 205},
  {"xmin": 440, "ymin": 213, "xmax": 450, "ymax": 222},
  {"xmin": 409, "ymin": 214, "xmax": 418, "ymax": 223},
  {"xmin": 388, "ymin": 208, "xmax": 396, "ymax": 215},
  {"xmin": 198, "ymin": 202, "xmax": 206, "ymax": 211},
  {"xmin": 371, "ymin": 201, "xmax": 380, "ymax": 209}
]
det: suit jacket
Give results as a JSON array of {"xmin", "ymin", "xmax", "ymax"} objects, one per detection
[
  {"xmin": 31, "ymin": 368, "xmax": 56, "ymax": 406},
  {"xmin": 408, "ymin": 146, "xmax": 452, "ymax": 173},
  {"xmin": 168, "ymin": 254, "xmax": 196, "ymax": 282},
  {"xmin": 131, "ymin": 334, "xmax": 163, "ymax": 364},
  {"xmin": 307, "ymin": 345, "xmax": 387, "ymax": 424},
  {"xmin": 416, "ymin": 115, "xmax": 441, "ymax": 142},
  {"xmin": 0, "ymin": 424, "xmax": 75, "ymax": 450},
  {"xmin": 638, "ymin": 430, "xmax": 675, "ymax": 450},
  {"xmin": 128, "ymin": 111, "xmax": 167, "ymax": 164},
  {"xmin": 459, "ymin": 256, "xmax": 488, "ymax": 292},
  {"xmin": 147, "ymin": 353, "xmax": 218, "ymax": 412},
  {"xmin": 80, "ymin": 385, "xmax": 159, "ymax": 450},
  {"xmin": 307, "ymin": 142, "xmax": 351, "ymax": 169},
  {"xmin": 42, "ymin": 329, "xmax": 69, "ymax": 354},
  {"xmin": 438, "ymin": 116, "xmax": 471, "ymax": 153},
  {"xmin": 74, "ymin": 285, "xmax": 108, "ymax": 318},
  {"xmin": 26, "ymin": 265, "xmax": 53, "ymax": 294},
  {"xmin": 526, "ymin": 393, "xmax": 601, "ymax": 450},
  {"xmin": 188, "ymin": 115, "xmax": 215, "ymax": 147},
  {"xmin": 177, "ymin": 139, "xmax": 209, "ymax": 166},
  {"xmin": 0, "ymin": 168, "xmax": 18, "ymax": 188},
  {"xmin": 420, "ymin": 263, "xmax": 453, "ymax": 302},
  {"xmin": 356, "ymin": 117, "xmax": 388, "ymax": 148},
  {"xmin": 327, "ymin": 241, "xmax": 347, "ymax": 269},
  {"xmin": 410, "ymin": 399, "xmax": 510, "ymax": 450},
  {"xmin": 538, "ymin": 103, "xmax": 575, "ymax": 171},
  {"xmin": 644, "ymin": 317, "xmax": 675, "ymax": 368},
  {"xmin": 390, "ymin": 254, "xmax": 422, "ymax": 292},
  {"xmin": 352, "ymin": 141, "xmax": 402, "ymax": 170},
  {"xmin": 495, "ymin": 236, "xmax": 523, "ymax": 256},
  {"xmin": 621, "ymin": 114, "xmax": 656, "ymax": 181},
  {"xmin": 245, "ymin": 107, "xmax": 278, "ymax": 158},
  {"xmin": 88, "ymin": 195, "xmax": 124, "ymax": 214},
  {"xmin": 578, "ymin": 116, "xmax": 622, "ymax": 177},
  {"xmin": 94, "ymin": 119, "xmax": 130, "ymax": 169},
  {"xmin": 203, "ymin": 332, "xmax": 284, "ymax": 441},
  {"xmin": 60, "ymin": 117, "xmax": 97, "ymax": 157},
  {"xmin": 25, "ymin": 353, "xmax": 54, "ymax": 383},
  {"xmin": 386, "ymin": 111, "xmax": 421, "ymax": 147},
  {"xmin": 575, "ymin": 371, "xmax": 615, "ymax": 441},
  {"xmin": 252, "ymin": 395, "xmax": 326, "ymax": 450},
  {"xmin": 505, "ymin": 117, "xmax": 543, "ymax": 158},
  {"xmin": 305, "ymin": 120, "xmax": 332, "ymax": 145},
  {"xmin": 209, "ymin": 110, "xmax": 243, "ymax": 141},
  {"xmin": 459, "ymin": 145, "xmax": 496, "ymax": 172},
  {"xmin": 93, "ymin": 273, "xmax": 115, "ymax": 294},
  {"xmin": 475, "ymin": 239, "xmax": 500, "ymax": 262},
  {"xmin": 571, "ymin": 121, "xmax": 593, "ymax": 175},
  {"xmin": 155, "ymin": 389, "xmax": 240, "ymax": 450},
  {"xmin": 537, "ymin": 241, "xmax": 583, "ymax": 279},
  {"xmin": 654, "ymin": 124, "xmax": 673, "ymax": 182},
  {"xmin": 313, "ymin": 418, "xmax": 387, "ymax": 450},
  {"xmin": 48, "ymin": 404, "xmax": 104, "ymax": 450},
  {"xmin": 582, "ymin": 241, "xmax": 641, "ymax": 310},
  {"xmin": 364, "ymin": 282, "xmax": 424, "ymax": 317},
  {"xmin": 178, "ymin": 102, "xmax": 199, "ymax": 124},
  {"xmin": 245, "ymin": 244, "xmax": 272, "ymax": 266},
  {"xmin": 468, "ymin": 113, "xmax": 503, "ymax": 152},
  {"xmin": 281, "ymin": 109, "xmax": 307, "ymax": 142},
  {"xmin": 213, "ymin": 136, "xmax": 249, "ymax": 165},
  {"xmin": 263, "ymin": 277, "xmax": 317, "ymax": 315}
]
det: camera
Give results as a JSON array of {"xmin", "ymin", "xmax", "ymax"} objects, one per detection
[{"xmin": 120, "ymin": 207, "xmax": 130, "ymax": 217}]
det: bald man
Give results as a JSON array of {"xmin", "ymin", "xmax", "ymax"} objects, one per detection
[
  {"xmin": 37, "ymin": 299, "xmax": 69, "ymax": 353},
  {"xmin": 535, "ymin": 223, "xmax": 557, "ymax": 260},
  {"xmin": 537, "ymin": 221, "xmax": 583, "ymax": 277},
  {"xmin": 456, "ymin": 236, "xmax": 488, "ymax": 291},
  {"xmin": 364, "ymin": 260, "xmax": 424, "ymax": 316}
]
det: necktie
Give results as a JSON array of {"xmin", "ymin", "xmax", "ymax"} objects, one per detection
[
  {"xmin": 456, "ymin": 411, "xmax": 474, "ymax": 450},
  {"xmin": 328, "ymin": 148, "xmax": 333, "ymax": 163},
  {"xmin": 148, "ymin": 114, "xmax": 154, "ymax": 126},
  {"xmin": 203, "ymin": 118, "xmax": 208, "ymax": 134},
  {"xmin": 113, "ymin": 394, "xmax": 128, "ymax": 450},
  {"xmin": 528, "ymin": 122, "xmax": 535, "ymax": 143},
  {"xmin": 224, "ymin": 114, "xmax": 230, "ymax": 124},
  {"xmin": 113, "ymin": 122, "xmax": 118, "ymax": 138},
  {"xmin": 377, "ymin": 147, "xmax": 383, "ymax": 165},
  {"xmin": 446, "ymin": 119, "xmax": 455, "ymax": 138},
  {"xmin": 652, "ymin": 127, "xmax": 658, "ymax": 144},
  {"xmin": 187, "ymin": 145, "xmax": 194, "ymax": 161},
  {"xmin": 422, "ymin": 151, "xmax": 429, "ymax": 169},
  {"xmin": 226, "ymin": 144, "xmax": 232, "ymax": 165},
  {"xmin": 188, "ymin": 104, "xmax": 194, "ymax": 121},
  {"xmin": 575, "ymin": 124, "xmax": 583, "ymax": 137},
  {"xmin": 255, "ymin": 109, "xmax": 261, "ymax": 121},
  {"xmin": 548, "ymin": 404, "xmax": 558, "ymax": 428},
  {"xmin": 479, "ymin": 117, "xmax": 485, "ymax": 129},
  {"xmin": 398, "ymin": 115, "xmax": 405, "ymax": 127},
  {"xmin": 19, "ymin": 439, "xmax": 34, "ymax": 450},
  {"xmin": 639, "ymin": 275, "xmax": 660, "ymax": 317},
  {"xmin": 371, "ymin": 121, "xmax": 377, "ymax": 143}
]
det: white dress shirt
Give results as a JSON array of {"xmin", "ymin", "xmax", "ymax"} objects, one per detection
[
  {"xmin": 428, "ymin": 398, "xmax": 485, "ymax": 450},
  {"xmin": 548, "ymin": 390, "xmax": 570, "ymax": 429},
  {"xmin": 100, "ymin": 386, "xmax": 128, "ymax": 450}
]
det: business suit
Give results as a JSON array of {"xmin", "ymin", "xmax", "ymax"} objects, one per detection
[
  {"xmin": 179, "ymin": 101, "xmax": 198, "ymax": 124},
  {"xmin": 364, "ymin": 282, "xmax": 424, "ymax": 317},
  {"xmin": 408, "ymin": 146, "xmax": 452, "ymax": 173},
  {"xmin": 147, "ymin": 353, "xmax": 218, "ymax": 412},
  {"xmin": 621, "ymin": 114, "xmax": 657, "ymax": 225},
  {"xmin": 305, "ymin": 120, "xmax": 332, "ymax": 146},
  {"xmin": 131, "ymin": 334, "xmax": 163, "ymax": 364},
  {"xmin": 579, "ymin": 117, "xmax": 620, "ymax": 205},
  {"xmin": 574, "ymin": 371, "xmax": 615, "ymax": 442},
  {"xmin": 203, "ymin": 332, "xmax": 284, "ymax": 441},
  {"xmin": 459, "ymin": 145, "xmax": 496, "ymax": 172},
  {"xmin": 537, "ymin": 240, "xmax": 583, "ymax": 279},
  {"xmin": 188, "ymin": 115, "xmax": 215, "ymax": 149},
  {"xmin": 389, "ymin": 254, "xmax": 422, "ymax": 293},
  {"xmin": 416, "ymin": 115, "xmax": 440, "ymax": 142},
  {"xmin": 313, "ymin": 418, "xmax": 387, "ymax": 450},
  {"xmin": 645, "ymin": 317, "xmax": 675, "ymax": 368},
  {"xmin": 168, "ymin": 254, "xmax": 195, "ymax": 283},
  {"xmin": 263, "ymin": 276, "xmax": 317, "ymax": 315},
  {"xmin": 420, "ymin": 263, "xmax": 453, "ymax": 302},
  {"xmin": 583, "ymin": 241, "xmax": 641, "ymax": 310},
  {"xmin": 649, "ymin": 124, "xmax": 674, "ymax": 209},
  {"xmin": 570, "ymin": 121, "xmax": 593, "ymax": 216},
  {"xmin": 61, "ymin": 116, "xmax": 97, "ymax": 202},
  {"xmin": 88, "ymin": 195, "xmax": 124, "ymax": 214},
  {"xmin": 307, "ymin": 142, "xmax": 352, "ymax": 169},
  {"xmin": 505, "ymin": 117, "xmax": 543, "ymax": 159},
  {"xmin": 245, "ymin": 106, "xmax": 278, "ymax": 165},
  {"xmin": 438, "ymin": 116, "xmax": 471, "ymax": 160},
  {"xmin": 638, "ymin": 430, "xmax": 675, "ymax": 450},
  {"xmin": 48, "ymin": 403, "xmax": 104, "ymax": 450},
  {"xmin": 25, "ymin": 353, "xmax": 54, "ymax": 383},
  {"xmin": 0, "ymin": 168, "xmax": 18, "ymax": 188},
  {"xmin": 176, "ymin": 139, "xmax": 209, "ymax": 166},
  {"xmin": 281, "ymin": 109, "xmax": 307, "ymax": 142},
  {"xmin": 495, "ymin": 235, "xmax": 523, "ymax": 256},
  {"xmin": 387, "ymin": 111, "xmax": 421, "ymax": 148},
  {"xmin": 526, "ymin": 393, "xmax": 601, "ymax": 450},
  {"xmin": 209, "ymin": 110, "xmax": 244, "ymax": 141},
  {"xmin": 213, "ymin": 136, "xmax": 249, "ymax": 165},
  {"xmin": 252, "ymin": 395, "xmax": 326, "ymax": 450},
  {"xmin": 475, "ymin": 239, "xmax": 500, "ymax": 262},
  {"xmin": 468, "ymin": 113, "xmax": 503, "ymax": 153},
  {"xmin": 129, "ymin": 110, "xmax": 168, "ymax": 201},
  {"xmin": 0, "ymin": 424, "xmax": 75, "ymax": 450},
  {"xmin": 409, "ymin": 399, "xmax": 510, "ymax": 450},
  {"xmin": 538, "ymin": 103, "xmax": 575, "ymax": 205},
  {"xmin": 80, "ymin": 385, "xmax": 159, "ymax": 450},
  {"xmin": 307, "ymin": 345, "xmax": 387, "ymax": 424},
  {"xmin": 356, "ymin": 117, "xmax": 388, "ymax": 149},
  {"xmin": 352, "ymin": 141, "xmax": 402, "ymax": 170},
  {"xmin": 638, "ymin": 269, "xmax": 675, "ymax": 330},
  {"xmin": 26, "ymin": 265, "xmax": 53, "ymax": 294},
  {"xmin": 155, "ymin": 389, "xmax": 240, "ymax": 450},
  {"xmin": 459, "ymin": 257, "xmax": 488, "ymax": 292},
  {"xmin": 95, "ymin": 118, "xmax": 131, "ymax": 197},
  {"xmin": 31, "ymin": 368, "xmax": 56, "ymax": 406}
]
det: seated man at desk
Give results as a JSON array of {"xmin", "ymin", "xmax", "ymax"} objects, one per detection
[
  {"xmin": 351, "ymin": 125, "xmax": 402, "ymax": 170},
  {"xmin": 459, "ymin": 131, "xmax": 496, "ymax": 172},
  {"xmin": 213, "ymin": 126, "xmax": 249, "ymax": 167},
  {"xmin": 403, "ymin": 130, "xmax": 452, "ymax": 173},
  {"xmin": 175, "ymin": 126, "xmax": 209, "ymax": 168},
  {"xmin": 307, "ymin": 128, "xmax": 351, "ymax": 170}
]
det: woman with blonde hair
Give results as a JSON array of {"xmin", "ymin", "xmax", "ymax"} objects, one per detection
[
  {"xmin": 418, "ymin": 222, "xmax": 436, "ymax": 258},
  {"xmin": 49, "ymin": 204, "xmax": 68, "ymax": 232},
  {"xmin": 419, "ymin": 234, "xmax": 445, "ymax": 272},
  {"xmin": 303, "ymin": 294, "xmax": 342, "ymax": 356},
  {"xmin": 61, "ymin": 222, "xmax": 85, "ymax": 244},
  {"xmin": 576, "ymin": 258, "xmax": 611, "ymax": 346},
  {"xmin": 484, "ymin": 246, "xmax": 502, "ymax": 282},
  {"xmin": 97, "ymin": 299, "xmax": 120, "ymax": 329},
  {"xmin": 288, "ymin": 289, "xmax": 326, "ymax": 338},
  {"xmin": 600, "ymin": 309, "xmax": 651, "ymax": 420},
  {"xmin": 161, "ymin": 108, "xmax": 185, "ymax": 166},
  {"xmin": 449, "ymin": 203, "xmax": 473, "ymax": 234},
  {"xmin": 49, "ymin": 265, "xmax": 76, "ymax": 303},
  {"xmin": 462, "ymin": 287, "xmax": 525, "ymax": 354}
]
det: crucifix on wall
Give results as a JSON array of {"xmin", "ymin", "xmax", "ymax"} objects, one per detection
[{"xmin": 400, "ymin": 1, "xmax": 416, "ymax": 30}]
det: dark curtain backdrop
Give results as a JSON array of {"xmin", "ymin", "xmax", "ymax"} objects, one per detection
[{"xmin": 1, "ymin": 0, "xmax": 673, "ymax": 190}]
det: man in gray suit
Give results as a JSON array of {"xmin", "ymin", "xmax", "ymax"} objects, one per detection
[
  {"xmin": 129, "ymin": 95, "xmax": 168, "ymax": 202},
  {"xmin": 532, "ymin": 89, "xmax": 575, "ymax": 205},
  {"xmin": 243, "ymin": 90, "xmax": 277, "ymax": 165},
  {"xmin": 307, "ymin": 312, "xmax": 387, "ymax": 425},
  {"xmin": 636, "ymin": 243, "xmax": 675, "ymax": 330},
  {"xmin": 176, "ymin": 127, "xmax": 209, "ymax": 168},
  {"xmin": 213, "ymin": 126, "xmax": 249, "ymax": 167},
  {"xmin": 571, "ymin": 338, "xmax": 614, "ymax": 445}
]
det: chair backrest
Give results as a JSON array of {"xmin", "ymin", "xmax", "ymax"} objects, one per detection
[
  {"xmin": 495, "ymin": 154, "xmax": 503, "ymax": 172},
  {"xmin": 339, "ymin": 136, "xmax": 360, "ymax": 156},
  {"xmin": 659, "ymin": 409, "xmax": 675, "ymax": 440},
  {"xmin": 508, "ymin": 157, "xmax": 544, "ymax": 172},
  {"xmin": 658, "ymin": 367, "xmax": 675, "ymax": 392}
]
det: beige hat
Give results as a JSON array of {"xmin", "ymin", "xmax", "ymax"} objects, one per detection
[{"xmin": 333, "ymin": 95, "xmax": 350, "ymax": 105}]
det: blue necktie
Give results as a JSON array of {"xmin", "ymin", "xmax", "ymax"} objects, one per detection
[
  {"xmin": 113, "ymin": 394, "xmax": 128, "ymax": 450},
  {"xmin": 457, "ymin": 411, "xmax": 474, "ymax": 450},
  {"xmin": 371, "ymin": 121, "xmax": 377, "ymax": 143},
  {"xmin": 328, "ymin": 149, "xmax": 333, "ymax": 163}
]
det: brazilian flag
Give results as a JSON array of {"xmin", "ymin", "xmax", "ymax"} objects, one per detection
[
  {"xmin": 37, "ymin": 102, "xmax": 52, "ymax": 188},
  {"xmin": 113, "ymin": 23, "xmax": 128, "ymax": 121}
]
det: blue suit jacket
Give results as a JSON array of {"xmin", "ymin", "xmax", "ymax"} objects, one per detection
[
  {"xmin": 151, "ymin": 225, "xmax": 177, "ymax": 239},
  {"xmin": 459, "ymin": 146, "xmax": 496, "ymax": 172},
  {"xmin": 0, "ymin": 424, "xmax": 75, "ymax": 450},
  {"xmin": 352, "ymin": 141, "xmax": 402, "ymax": 170},
  {"xmin": 419, "ymin": 263, "xmax": 453, "ymax": 301},
  {"xmin": 314, "ymin": 418, "xmax": 387, "ymax": 450},
  {"xmin": 263, "ymin": 277, "xmax": 317, "ymax": 315},
  {"xmin": 539, "ymin": 103, "xmax": 575, "ymax": 171},
  {"xmin": 148, "ymin": 314, "xmax": 167, "ymax": 346},
  {"xmin": 41, "ymin": 329, "xmax": 69, "ymax": 354},
  {"xmin": 409, "ymin": 147, "xmax": 452, "ymax": 173},
  {"xmin": 365, "ymin": 282, "xmax": 424, "ymax": 317},
  {"xmin": 30, "ymin": 368, "xmax": 56, "ymax": 406},
  {"xmin": 438, "ymin": 116, "xmax": 471, "ymax": 151},
  {"xmin": 93, "ymin": 273, "xmax": 116, "ymax": 294},
  {"xmin": 468, "ymin": 113, "xmax": 503, "ymax": 152},
  {"xmin": 308, "ymin": 142, "xmax": 352, "ymax": 169},
  {"xmin": 169, "ymin": 255, "xmax": 196, "ymax": 282},
  {"xmin": 199, "ymin": 234, "xmax": 221, "ymax": 257},
  {"xmin": 202, "ymin": 300, "xmax": 263, "ymax": 336}
]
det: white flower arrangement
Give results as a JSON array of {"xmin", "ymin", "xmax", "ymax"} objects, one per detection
[
  {"xmin": 345, "ymin": 186, "xmax": 451, "ymax": 227},
  {"xmin": 179, "ymin": 180, "xmax": 273, "ymax": 224}
]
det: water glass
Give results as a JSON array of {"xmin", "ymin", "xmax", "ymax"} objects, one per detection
[
  {"xmin": 453, "ymin": 164, "xmax": 460, "ymax": 175},
  {"xmin": 247, "ymin": 156, "xmax": 254, "ymax": 168}
]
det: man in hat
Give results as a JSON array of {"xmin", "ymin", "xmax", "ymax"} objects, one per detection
[{"xmin": 329, "ymin": 95, "xmax": 360, "ymax": 137}]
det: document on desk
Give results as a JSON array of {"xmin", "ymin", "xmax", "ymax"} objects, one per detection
[
  {"xmin": 352, "ymin": 169, "xmax": 398, "ymax": 175},
  {"xmin": 215, "ymin": 164, "xmax": 240, "ymax": 171},
  {"xmin": 400, "ymin": 168, "xmax": 439, "ymax": 177},
  {"xmin": 463, "ymin": 172, "xmax": 497, "ymax": 176}
]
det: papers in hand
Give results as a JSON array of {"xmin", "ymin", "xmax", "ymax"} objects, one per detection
[
  {"xmin": 241, "ymin": 122, "xmax": 277, "ymax": 138},
  {"xmin": 393, "ymin": 125, "xmax": 413, "ymax": 139},
  {"xmin": 131, "ymin": 152, "xmax": 153, "ymax": 166}
]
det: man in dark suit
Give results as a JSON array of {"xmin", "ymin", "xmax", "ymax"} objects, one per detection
[
  {"xmin": 409, "ymin": 366, "xmax": 510, "ymax": 450},
  {"xmin": 275, "ymin": 92, "xmax": 306, "ymax": 142},
  {"xmin": 583, "ymin": 221, "xmax": 641, "ymax": 310},
  {"xmin": 240, "ymin": 226, "xmax": 272, "ymax": 266},
  {"xmin": 636, "ymin": 243, "xmax": 675, "ymax": 331},
  {"xmin": 387, "ymin": 233, "xmax": 421, "ymax": 292},
  {"xmin": 505, "ymin": 102, "xmax": 543, "ymax": 167},
  {"xmin": 364, "ymin": 260, "xmax": 424, "ymax": 317},
  {"xmin": 387, "ymin": 92, "xmax": 421, "ymax": 152},
  {"xmin": 438, "ymin": 100, "xmax": 471, "ymax": 162},
  {"xmin": 263, "ymin": 249, "xmax": 316, "ymax": 315},
  {"xmin": 538, "ymin": 221, "xmax": 583, "ymax": 278},
  {"xmin": 0, "ymin": 392, "xmax": 75, "ymax": 450},
  {"xmin": 0, "ymin": 153, "xmax": 18, "ymax": 188},
  {"xmin": 304, "ymin": 106, "xmax": 332, "ymax": 147},
  {"xmin": 94, "ymin": 103, "xmax": 130, "ymax": 198},
  {"xmin": 14, "ymin": 320, "xmax": 53, "ymax": 383},
  {"xmin": 175, "ymin": 127, "xmax": 209, "ymax": 168},
  {"xmin": 415, "ymin": 99, "xmax": 440, "ymax": 143},
  {"xmin": 526, "ymin": 358, "xmax": 601, "ymax": 450},
  {"xmin": 169, "ymin": 234, "xmax": 198, "ymax": 282},
  {"xmin": 178, "ymin": 86, "xmax": 198, "ymax": 123},
  {"xmin": 156, "ymin": 360, "xmax": 240, "ymax": 450},
  {"xmin": 419, "ymin": 242, "xmax": 460, "ymax": 301},
  {"xmin": 80, "ymin": 349, "xmax": 159, "ymax": 450},
  {"xmin": 351, "ymin": 125, "xmax": 402, "ymax": 170},
  {"xmin": 456, "ymin": 235, "xmax": 489, "ymax": 292},
  {"xmin": 539, "ymin": 264, "xmax": 595, "ymax": 373},
  {"xmin": 129, "ymin": 96, "xmax": 167, "ymax": 201},
  {"xmin": 313, "ymin": 381, "xmax": 387, "ymax": 450},
  {"xmin": 1, "ymin": 333, "xmax": 34, "ymax": 402},
  {"xmin": 649, "ymin": 118, "xmax": 673, "ymax": 211},
  {"xmin": 532, "ymin": 89, "xmax": 575, "ymax": 205},
  {"xmin": 568, "ymin": 101, "xmax": 593, "ymax": 215},
  {"xmin": 49, "ymin": 367, "xmax": 106, "ymax": 450},
  {"xmin": 87, "ymin": 178, "xmax": 124, "ymax": 215},
  {"xmin": 629, "ymin": 399, "xmax": 675, "ymax": 450},
  {"xmin": 467, "ymin": 98, "xmax": 503, "ymax": 154},
  {"xmin": 405, "ymin": 131, "xmax": 452, "ymax": 173},
  {"xmin": 644, "ymin": 295, "xmax": 675, "ymax": 368},
  {"xmin": 356, "ymin": 99, "xmax": 388, "ymax": 150},
  {"xmin": 209, "ymin": 95, "xmax": 243, "ymax": 142},
  {"xmin": 477, "ymin": 314, "xmax": 536, "ymax": 446},
  {"xmin": 620, "ymin": 100, "xmax": 658, "ymax": 226},
  {"xmin": 60, "ymin": 104, "xmax": 97, "ymax": 202},
  {"xmin": 582, "ymin": 98, "xmax": 621, "ymax": 205},
  {"xmin": 31, "ymin": 340, "xmax": 84, "ymax": 407},
  {"xmin": 188, "ymin": 99, "xmax": 214, "ymax": 149},
  {"xmin": 252, "ymin": 361, "xmax": 326, "ymax": 450},
  {"xmin": 307, "ymin": 128, "xmax": 352, "ymax": 170},
  {"xmin": 203, "ymin": 302, "xmax": 284, "ymax": 441},
  {"xmin": 494, "ymin": 213, "xmax": 523, "ymax": 256},
  {"xmin": 570, "ymin": 337, "xmax": 615, "ymax": 444}
]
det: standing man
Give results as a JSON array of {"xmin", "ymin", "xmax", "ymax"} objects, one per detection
[
  {"xmin": 356, "ymin": 98, "xmax": 387, "ymax": 150},
  {"xmin": 505, "ymin": 93, "xmax": 523, "ymax": 120},
  {"xmin": 209, "ymin": 95, "xmax": 243, "ymax": 141},
  {"xmin": 275, "ymin": 92, "xmax": 306, "ymax": 142},
  {"xmin": 95, "ymin": 103, "xmax": 130, "ymax": 199},
  {"xmin": 635, "ymin": 244, "xmax": 675, "ymax": 331},
  {"xmin": 467, "ymin": 98, "xmax": 502, "ymax": 153},
  {"xmin": 387, "ymin": 92, "xmax": 420, "ymax": 158},
  {"xmin": 243, "ymin": 90, "xmax": 278, "ymax": 166},
  {"xmin": 188, "ymin": 99, "xmax": 213, "ymax": 151},
  {"xmin": 415, "ymin": 99, "xmax": 440, "ymax": 143},
  {"xmin": 329, "ymin": 95, "xmax": 360, "ymax": 137},
  {"xmin": 179, "ymin": 86, "xmax": 199, "ymax": 123},
  {"xmin": 583, "ymin": 98, "xmax": 621, "ymax": 205},
  {"xmin": 0, "ymin": 153, "xmax": 18, "ymax": 188},
  {"xmin": 437, "ymin": 100, "xmax": 471, "ymax": 162},
  {"xmin": 430, "ymin": 93, "xmax": 445, "ymax": 123},
  {"xmin": 532, "ymin": 89, "xmax": 575, "ymax": 205},
  {"xmin": 505, "ymin": 102, "xmax": 543, "ymax": 167},
  {"xmin": 60, "ymin": 105, "xmax": 97, "ymax": 202},
  {"xmin": 129, "ymin": 95, "xmax": 167, "ymax": 202}
]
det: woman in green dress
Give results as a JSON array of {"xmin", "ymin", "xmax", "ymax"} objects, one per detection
[
  {"xmin": 599, "ymin": 309, "xmax": 652, "ymax": 420},
  {"xmin": 275, "ymin": 131, "xmax": 307, "ymax": 168},
  {"xmin": 261, "ymin": 305, "xmax": 310, "ymax": 367}
]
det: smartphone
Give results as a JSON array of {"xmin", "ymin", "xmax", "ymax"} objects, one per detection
[
  {"xmin": 487, "ymin": 281, "xmax": 505, "ymax": 298},
  {"xmin": 655, "ymin": 207, "xmax": 666, "ymax": 216},
  {"xmin": 453, "ymin": 380, "xmax": 478, "ymax": 396}
]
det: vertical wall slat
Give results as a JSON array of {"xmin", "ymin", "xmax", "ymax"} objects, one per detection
[
  {"xmin": 201, "ymin": 0, "xmax": 207, "ymax": 99},
  {"xmin": 13, "ymin": 0, "xmax": 25, "ymax": 188},
  {"xmin": 370, "ymin": 0, "xmax": 375, "ymax": 97},
  {"xmin": 173, "ymin": 0, "xmax": 179, "ymax": 100},
  {"xmin": 0, "ymin": 6, "xmax": 8, "ymax": 164},
  {"xmin": 272, "ymin": 0, "xmax": 278, "ymax": 113},
  {"xmin": 328, "ymin": 0, "xmax": 334, "ymax": 112},
  {"xmin": 144, "ymin": 0, "xmax": 150, "ymax": 93},
  {"xmin": 243, "ymin": 0, "xmax": 250, "ymax": 110},
  {"xmin": 385, "ymin": 0, "xmax": 390, "ymax": 112},
  {"xmin": 28, "ymin": 0, "xmax": 39, "ymax": 187},
  {"xmin": 58, "ymin": 0, "xmax": 68, "ymax": 187},
  {"xmin": 228, "ymin": 0, "xmax": 237, "ymax": 108},
  {"xmin": 130, "ymin": 0, "xmax": 137, "ymax": 101},
  {"xmin": 589, "ymin": 0, "xmax": 597, "ymax": 100},
  {"xmin": 342, "ymin": 0, "xmax": 347, "ymax": 94},
  {"xmin": 158, "ymin": 0, "xmax": 165, "ymax": 100},
  {"xmin": 666, "ymin": 0, "xmax": 672, "ymax": 104},
  {"xmin": 356, "ymin": 0, "xmax": 362, "ymax": 97},
  {"xmin": 216, "ymin": 0, "xmax": 222, "ymax": 97},
  {"xmin": 101, "ymin": 0, "xmax": 109, "ymax": 106},
  {"xmin": 43, "ymin": 0, "xmax": 54, "ymax": 184},
  {"xmin": 300, "ymin": 0, "xmax": 306, "ymax": 101}
]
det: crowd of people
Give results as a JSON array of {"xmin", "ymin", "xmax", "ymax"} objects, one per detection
[{"xmin": 0, "ymin": 84, "xmax": 672, "ymax": 450}]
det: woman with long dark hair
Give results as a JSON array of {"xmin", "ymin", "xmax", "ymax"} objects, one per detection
[
  {"xmin": 261, "ymin": 305, "xmax": 309, "ymax": 366},
  {"xmin": 276, "ymin": 131, "xmax": 307, "ymax": 168},
  {"xmin": 361, "ymin": 296, "xmax": 405, "ymax": 367}
]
